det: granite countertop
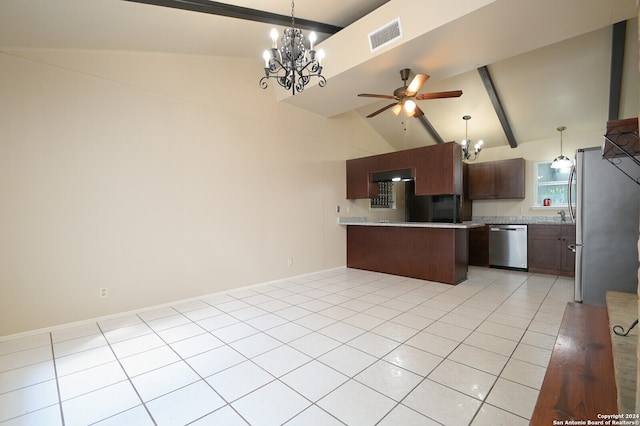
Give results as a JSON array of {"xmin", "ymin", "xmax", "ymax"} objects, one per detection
[
  {"xmin": 472, "ymin": 216, "xmax": 574, "ymax": 225},
  {"xmin": 338, "ymin": 217, "xmax": 485, "ymax": 229},
  {"xmin": 339, "ymin": 216, "xmax": 574, "ymax": 228}
]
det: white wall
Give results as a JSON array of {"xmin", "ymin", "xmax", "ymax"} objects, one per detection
[{"xmin": 0, "ymin": 50, "xmax": 394, "ymax": 336}]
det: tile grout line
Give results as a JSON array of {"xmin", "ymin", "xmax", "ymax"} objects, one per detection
[
  {"xmin": 95, "ymin": 321, "xmax": 158, "ymax": 426},
  {"xmin": 49, "ymin": 332, "xmax": 66, "ymax": 426},
  {"xmin": 469, "ymin": 274, "xmax": 565, "ymax": 424},
  {"xmin": 376, "ymin": 271, "xmax": 563, "ymax": 425},
  {"xmin": 133, "ymin": 308, "xmax": 255, "ymax": 425}
]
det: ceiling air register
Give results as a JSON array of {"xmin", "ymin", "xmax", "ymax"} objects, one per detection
[{"xmin": 369, "ymin": 18, "xmax": 402, "ymax": 52}]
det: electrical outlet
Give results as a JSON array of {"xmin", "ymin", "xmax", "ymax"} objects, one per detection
[
  {"xmin": 287, "ymin": 258, "xmax": 293, "ymax": 266},
  {"xmin": 100, "ymin": 287, "xmax": 108, "ymax": 298},
  {"xmin": 336, "ymin": 205, "xmax": 340, "ymax": 213}
]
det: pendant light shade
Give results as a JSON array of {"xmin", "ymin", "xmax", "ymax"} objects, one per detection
[{"xmin": 551, "ymin": 126, "xmax": 572, "ymax": 169}]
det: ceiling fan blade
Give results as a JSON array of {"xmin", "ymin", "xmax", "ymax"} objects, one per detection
[
  {"xmin": 415, "ymin": 90, "xmax": 463, "ymax": 100},
  {"xmin": 366, "ymin": 102, "xmax": 399, "ymax": 118},
  {"xmin": 412, "ymin": 105, "xmax": 425, "ymax": 118},
  {"xmin": 406, "ymin": 74, "xmax": 429, "ymax": 96},
  {"xmin": 358, "ymin": 93, "xmax": 397, "ymax": 99}
]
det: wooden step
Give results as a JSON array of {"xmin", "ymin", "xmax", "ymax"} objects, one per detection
[{"xmin": 531, "ymin": 302, "xmax": 617, "ymax": 423}]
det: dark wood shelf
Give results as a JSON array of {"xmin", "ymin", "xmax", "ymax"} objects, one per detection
[
  {"xmin": 603, "ymin": 117, "xmax": 639, "ymax": 159},
  {"xmin": 532, "ymin": 302, "xmax": 617, "ymax": 423}
]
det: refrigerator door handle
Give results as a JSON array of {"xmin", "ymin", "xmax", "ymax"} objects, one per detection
[
  {"xmin": 567, "ymin": 244, "xmax": 576, "ymax": 253},
  {"xmin": 574, "ymin": 243, "xmax": 583, "ymax": 302},
  {"xmin": 568, "ymin": 164, "xmax": 576, "ymax": 223}
]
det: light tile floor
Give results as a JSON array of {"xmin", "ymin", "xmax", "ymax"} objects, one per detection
[{"xmin": 0, "ymin": 266, "xmax": 573, "ymax": 425}]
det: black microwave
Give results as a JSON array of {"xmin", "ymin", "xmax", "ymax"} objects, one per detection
[{"xmin": 405, "ymin": 181, "xmax": 461, "ymax": 223}]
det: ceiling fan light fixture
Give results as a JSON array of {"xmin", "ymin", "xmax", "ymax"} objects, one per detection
[
  {"xmin": 357, "ymin": 68, "xmax": 463, "ymax": 119},
  {"xmin": 404, "ymin": 99, "xmax": 416, "ymax": 114},
  {"xmin": 259, "ymin": 1, "xmax": 326, "ymax": 95}
]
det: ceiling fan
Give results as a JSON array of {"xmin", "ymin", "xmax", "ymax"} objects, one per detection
[{"xmin": 358, "ymin": 68, "xmax": 463, "ymax": 118}]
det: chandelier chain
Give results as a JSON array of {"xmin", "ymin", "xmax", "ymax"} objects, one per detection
[{"xmin": 290, "ymin": 0, "xmax": 295, "ymax": 27}]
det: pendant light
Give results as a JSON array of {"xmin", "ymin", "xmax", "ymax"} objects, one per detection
[
  {"xmin": 551, "ymin": 126, "xmax": 572, "ymax": 169},
  {"xmin": 460, "ymin": 115, "xmax": 483, "ymax": 161}
]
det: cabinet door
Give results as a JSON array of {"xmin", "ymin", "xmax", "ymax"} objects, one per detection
[
  {"xmin": 414, "ymin": 142, "xmax": 462, "ymax": 195},
  {"xmin": 467, "ymin": 162, "xmax": 494, "ymax": 199},
  {"xmin": 494, "ymin": 158, "xmax": 525, "ymax": 199},
  {"xmin": 467, "ymin": 158, "xmax": 525, "ymax": 199},
  {"xmin": 560, "ymin": 225, "xmax": 576, "ymax": 274},
  {"xmin": 346, "ymin": 157, "xmax": 374, "ymax": 199},
  {"xmin": 468, "ymin": 225, "xmax": 489, "ymax": 266},
  {"xmin": 528, "ymin": 225, "xmax": 562, "ymax": 273}
]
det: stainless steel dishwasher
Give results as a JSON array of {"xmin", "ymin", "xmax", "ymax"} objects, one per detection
[{"xmin": 489, "ymin": 224, "xmax": 528, "ymax": 271}]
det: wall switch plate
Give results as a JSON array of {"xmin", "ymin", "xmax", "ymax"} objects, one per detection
[
  {"xmin": 287, "ymin": 258, "xmax": 293, "ymax": 266},
  {"xmin": 336, "ymin": 205, "xmax": 340, "ymax": 213},
  {"xmin": 100, "ymin": 287, "xmax": 108, "ymax": 298}
]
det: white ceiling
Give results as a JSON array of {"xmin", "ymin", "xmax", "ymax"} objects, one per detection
[{"xmin": 1, "ymin": 0, "xmax": 638, "ymax": 151}]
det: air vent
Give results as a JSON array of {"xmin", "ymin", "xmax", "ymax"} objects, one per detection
[{"xmin": 368, "ymin": 18, "xmax": 402, "ymax": 52}]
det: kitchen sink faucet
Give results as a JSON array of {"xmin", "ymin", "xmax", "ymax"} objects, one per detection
[{"xmin": 558, "ymin": 210, "xmax": 566, "ymax": 222}]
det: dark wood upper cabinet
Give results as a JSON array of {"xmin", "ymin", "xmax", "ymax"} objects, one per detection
[
  {"xmin": 346, "ymin": 142, "xmax": 462, "ymax": 199},
  {"xmin": 467, "ymin": 158, "xmax": 525, "ymax": 199},
  {"xmin": 346, "ymin": 156, "xmax": 377, "ymax": 199}
]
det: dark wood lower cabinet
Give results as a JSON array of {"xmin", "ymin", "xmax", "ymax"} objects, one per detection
[
  {"xmin": 346, "ymin": 225, "xmax": 469, "ymax": 284},
  {"xmin": 468, "ymin": 225, "xmax": 489, "ymax": 267},
  {"xmin": 528, "ymin": 224, "xmax": 575, "ymax": 276}
]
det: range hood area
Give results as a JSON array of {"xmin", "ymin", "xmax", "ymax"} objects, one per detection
[{"xmin": 370, "ymin": 168, "xmax": 414, "ymax": 183}]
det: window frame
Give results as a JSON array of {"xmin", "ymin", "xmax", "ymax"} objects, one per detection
[{"xmin": 534, "ymin": 160, "xmax": 576, "ymax": 209}]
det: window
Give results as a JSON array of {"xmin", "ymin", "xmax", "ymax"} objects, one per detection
[
  {"xmin": 370, "ymin": 182, "xmax": 396, "ymax": 210},
  {"xmin": 535, "ymin": 161, "xmax": 576, "ymax": 207}
]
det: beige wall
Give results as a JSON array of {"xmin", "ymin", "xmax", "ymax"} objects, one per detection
[
  {"xmin": 471, "ymin": 17, "xmax": 638, "ymax": 219},
  {"xmin": 0, "ymin": 50, "xmax": 394, "ymax": 337}
]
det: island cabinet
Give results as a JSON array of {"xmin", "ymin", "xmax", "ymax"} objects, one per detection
[
  {"xmin": 467, "ymin": 158, "xmax": 525, "ymax": 199},
  {"xmin": 346, "ymin": 225, "xmax": 469, "ymax": 284},
  {"xmin": 528, "ymin": 224, "xmax": 575, "ymax": 276},
  {"xmin": 346, "ymin": 142, "xmax": 462, "ymax": 198}
]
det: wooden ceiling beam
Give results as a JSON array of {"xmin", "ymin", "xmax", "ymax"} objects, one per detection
[
  {"xmin": 123, "ymin": 0, "xmax": 343, "ymax": 34},
  {"xmin": 608, "ymin": 20, "xmax": 626, "ymax": 121},
  {"xmin": 478, "ymin": 66, "xmax": 517, "ymax": 148},
  {"xmin": 417, "ymin": 115, "xmax": 445, "ymax": 144}
]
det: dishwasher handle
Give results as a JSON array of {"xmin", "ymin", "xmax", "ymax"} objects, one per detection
[{"xmin": 490, "ymin": 226, "xmax": 526, "ymax": 232}]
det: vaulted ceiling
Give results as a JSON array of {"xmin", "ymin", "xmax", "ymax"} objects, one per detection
[{"xmin": 1, "ymin": 0, "xmax": 637, "ymax": 152}]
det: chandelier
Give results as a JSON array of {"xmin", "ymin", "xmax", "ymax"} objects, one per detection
[
  {"xmin": 259, "ymin": 1, "xmax": 326, "ymax": 95},
  {"xmin": 460, "ymin": 115, "xmax": 483, "ymax": 161},
  {"xmin": 551, "ymin": 126, "xmax": 572, "ymax": 169}
]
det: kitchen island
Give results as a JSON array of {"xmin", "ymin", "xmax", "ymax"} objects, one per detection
[{"xmin": 342, "ymin": 220, "xmax": 484, "ymax": 285}]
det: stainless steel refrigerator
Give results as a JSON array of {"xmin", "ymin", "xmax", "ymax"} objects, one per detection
[{"xmin": 571, "ymin": 146, "xmax": 640, "ymax": 306}]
